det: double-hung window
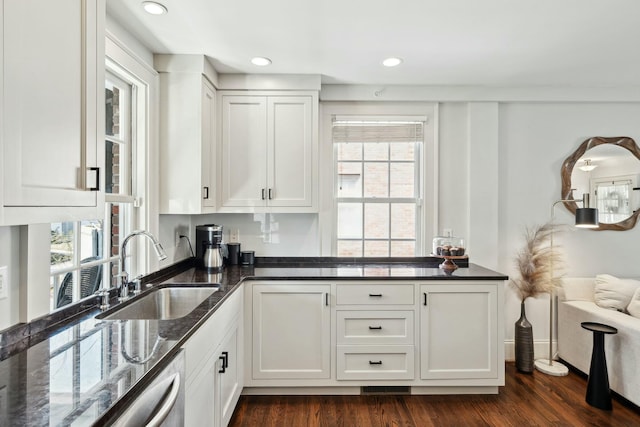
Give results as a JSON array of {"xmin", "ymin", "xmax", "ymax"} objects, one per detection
[
  {"xmin": 334, "ymin": 119, "xmax": 424, "ymax": 257},
  {"xmin": 593, "ymin": 176, "xmax": 635, "ymax": 224},
  {"xmin": 49, "ymin": 70, "xmax": 138, "ymax": 310}
]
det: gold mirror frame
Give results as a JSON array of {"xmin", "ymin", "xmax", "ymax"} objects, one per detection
[{"xmin": 561, "ymin": 136, "xmax": 640, "ymax": 231}]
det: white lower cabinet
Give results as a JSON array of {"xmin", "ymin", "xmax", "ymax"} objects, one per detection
[
  {"xmin": 244, "ymin": 280, "xmax": 504, "ymax": 390},
  {"xmin": 250, "ymin": 283, "xmax": 331, "ymax": 380},
  {"xmin": 335, "ymin": 283, "xmax": 416, "ymax": 382},
  {"xmin": 420, "ymin": 284, "xmax": 499, "ymax": 380},
  {"xmin": 183, "ymin": 290, "xmax": 243, "ymax": 427}
]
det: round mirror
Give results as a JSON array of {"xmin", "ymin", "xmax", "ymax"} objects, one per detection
[{"xmin": 561, "ymin": 136, "xmax": 640, "ymax": 231}]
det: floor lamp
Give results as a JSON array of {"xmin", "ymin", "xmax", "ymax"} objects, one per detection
[{"xmin": 534, "ymin": 193, "xmax": 599, "ymax": 376}]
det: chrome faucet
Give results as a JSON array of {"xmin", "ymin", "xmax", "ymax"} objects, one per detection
[{"xmin": 119, "ymin": 230, "xmax": 168, "ymax": 300}]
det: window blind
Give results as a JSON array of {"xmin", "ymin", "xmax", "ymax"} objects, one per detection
[{"xmin": 332, "ymin": 121, "xmax": 423, "ymax": 143}]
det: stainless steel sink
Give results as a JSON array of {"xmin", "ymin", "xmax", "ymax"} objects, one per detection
[{"xmin": 98, "ymin": 286, "xmax": 219, "ymax": 321}]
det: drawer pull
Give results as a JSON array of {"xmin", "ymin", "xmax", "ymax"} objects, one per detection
[
  {"xmin": 368, "ymin": 293, "xmax": 383, "ymax": 297},
  {"xmin": 222, "ymin": 351, "xmax": 229, "ymax": 369},
  {"xmin": 423, "ymin": 292, "xmax": 428, "ymax": 306},
  {"xmin": 368, "ymin": 326, "xmax": 382, "ymax": 330},
  {"xmin": 369, "ymin": 360, "xmax": 383, "ymax": 365}
]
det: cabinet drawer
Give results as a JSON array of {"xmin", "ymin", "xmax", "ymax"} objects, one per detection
[
  {"xmin": 337, "ymin": 311, "xmax": 414, "ymax": 345},
  {"xmin": 336, "ymin": 284, "xmax": 414, "ymax": 305},
  {"xmin": 337, "ymin": 345, "xmax": 414, "ymax": 380}
]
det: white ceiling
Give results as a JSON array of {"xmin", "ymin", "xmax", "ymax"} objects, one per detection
[{"xmin": 107, "ymin": 0, "xmax": 640, "ymax": 86}]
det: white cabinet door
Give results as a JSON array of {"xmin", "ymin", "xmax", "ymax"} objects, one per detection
[
  {"xmin": 420, "ymin": 284, "xmax": 498, "ymax": 380},
  {"xmin": 201, "ymin": 80, "xmax": 216, "ymax": 208},
  {"xmin": 219, "ymin": 92, "xmax": 317, "ymax": 211},
  {"xmin": 1, "ymin": 0, "xmax": 104, "ymax": 223},
  {"xmin": 159, "ymin": 73, "xmax": 216, "ymax": 214},
  {"xmin": 183, "ymin": 290, "xmax": 242, "ymax": 426},
  {"xmin": 185, "ymin": 351, "xmax": 217, "ymax": 427},
  {"xmin": 252, "ymin": 284, "xmax": 331, "ymax": 379},
  {"xmin": 267, "ymin": 96, "xmax": 313, "ymax": 207},
  {"xmin": 220, "ymin": 96, "xmax": 268, "ymax": 207},
  {"xmin": 217, "ymin": 325, "xmax": 242, "ymax": 427}
]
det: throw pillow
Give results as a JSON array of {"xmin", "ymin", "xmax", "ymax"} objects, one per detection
[
  {"xmin": 628, "ymin": 288, "xmax": 640, "ymax": 318},
  {"xmin": 594, "ymin": 274, "xmax": 640, "ymax": 312}
]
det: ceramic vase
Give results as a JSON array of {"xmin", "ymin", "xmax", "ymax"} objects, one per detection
[{"xmin": 515, "ymin": 301, "xmax": 534, "ymax": 373}]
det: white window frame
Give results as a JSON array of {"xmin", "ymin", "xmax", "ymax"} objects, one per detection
[
  {"xmin": 319, "ymin": 103, "xmax": 439, "ymax": 257},
  {"xmin": 333, "ymin": 119, "xmax": 424, "ymax": 256},
  {"xmin": 592, "ymin": 174, "xmax": 637, "ymax": 224},
  {"xmin": 48, "ymin": 39, "xmax": 157, "ymax": 310}
]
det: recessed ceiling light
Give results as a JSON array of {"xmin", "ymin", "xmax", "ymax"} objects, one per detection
[
  {"xmin": 142, "ymin": 1, "xmax": 168, "ymax": 15},
  {"xmin": 251, "ymin": 57, "xmax": 272, "ymax": 66},
  {"xmin": 382, "ymin": 57, "xmax": 403, "ymax": 67}
]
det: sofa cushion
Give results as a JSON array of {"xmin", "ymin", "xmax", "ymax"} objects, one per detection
[
  {"xmin": 594, "ymin": 274, "xmax": 640, "ymax": 312},
  {"xmin": 559, "ymin": 277, "xmax": 595, "ymax": 302},
  {"xmin": 627, "ymin": 288, "xmax": 640, "ymax": 318}
]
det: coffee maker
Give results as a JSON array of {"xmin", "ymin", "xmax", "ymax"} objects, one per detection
[{"xmin": 196, "ymin": 224, "xmax": 224, "ymax": 271}]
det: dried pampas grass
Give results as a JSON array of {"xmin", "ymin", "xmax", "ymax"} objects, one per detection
[{"xmin": 509, "ymin": 223, "xmax": 564, "ymax": 302}]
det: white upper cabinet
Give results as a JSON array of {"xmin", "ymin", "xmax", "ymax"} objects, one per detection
[
  {"xmin": 158, "ymin": 66, "xmax": 217, "ymax": 214},
  {"xmin": 218, "ymin": 91, "xmax": 318, "ymax": 212},
  {"xmin": 1, "ymin": 0, "xmax": 105, "ymax": 225}
]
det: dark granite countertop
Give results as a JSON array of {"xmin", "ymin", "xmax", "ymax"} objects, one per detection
[{"xmin": 0, "ymin": 257, "xmax": 507, "ymax": 426}]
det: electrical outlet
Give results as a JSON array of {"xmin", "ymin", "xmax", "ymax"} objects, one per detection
[
  {"xmin": 229, "ymin": 229, "xmax": 240, "ymax": 243},
  {"xmin": 0, "ymin": 266, "xmax": 8, "ymax": 300}
]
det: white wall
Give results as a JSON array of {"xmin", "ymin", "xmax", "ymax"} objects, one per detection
[
  {"xmin": 497, "ymin": 102, "xmax": 640, "ymax": 357},
  {"xmin": 158, "ymin": 214, "xmax": 192, "ymax": 267},
  {"xmin": 193, "ymin": 213, "xmax": 321, "ymax": 257}
]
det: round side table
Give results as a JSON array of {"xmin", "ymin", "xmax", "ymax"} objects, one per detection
[{"xmin": 581, "ymin": 321, "xmax": 618, "ymax": 410}]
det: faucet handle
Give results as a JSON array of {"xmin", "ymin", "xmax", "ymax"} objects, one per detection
[
  {"xmin": 132, "ymin": 275, "xmax": 144, "ymax": 295},
  {"xmin": 95, "ymin": 288, "xmax": 111, "ymax": 310}
]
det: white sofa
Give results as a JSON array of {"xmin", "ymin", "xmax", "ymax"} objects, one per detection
[{"xmin": 558, "ymin": 277, "xmax": 640, "ymax": 407}]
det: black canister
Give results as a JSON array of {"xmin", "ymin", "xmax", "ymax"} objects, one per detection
[
  {"xmin": 240, "ymin": 251, "xmax": 255, "ymax": 265},
  {"xmin": 226, "ymin": 242, "xmax": 241, "ymax": 265}
]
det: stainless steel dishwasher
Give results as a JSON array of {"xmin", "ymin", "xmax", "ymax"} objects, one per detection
[{"xmin": 109, "ymin": 350, "xmax": 185, "ymax": 427}]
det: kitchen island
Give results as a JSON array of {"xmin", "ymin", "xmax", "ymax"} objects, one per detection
[{"xmin": 0, "ymin": 257, "xmax": 507, "ymax": 426}]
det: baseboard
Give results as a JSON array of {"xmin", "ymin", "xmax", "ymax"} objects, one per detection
[
  {"xmin": 411, "ymin": 386, "xmax": 498, "ymax": 395},
  {"xmin": 504, "ymin": 339, "xmax": 557, "ymax": 362},
  {"xmin": 243, "ymin": 386, "xmax": 361, "ymax": 395}
]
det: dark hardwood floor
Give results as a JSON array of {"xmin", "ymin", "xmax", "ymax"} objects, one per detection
[{"xmin": 229, "ymin": 363, "xmax": 640, "ymax": 427}]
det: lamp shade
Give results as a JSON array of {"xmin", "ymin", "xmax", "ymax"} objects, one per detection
[{"xmin": 575, "ymin": 207, "xmax": 599, "ymax": 228}]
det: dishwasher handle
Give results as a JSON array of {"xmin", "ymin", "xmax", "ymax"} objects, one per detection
[{"xmin": 146, "ymin": 372, "xmax": 181, "ymax": 427}]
